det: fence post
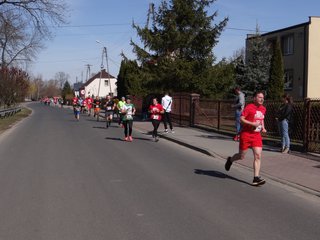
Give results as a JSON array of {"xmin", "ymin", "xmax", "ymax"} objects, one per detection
[
  {"xmin": 303, "ymin": 98, "xmax": 311, "ymax": 152},
  {"xmin": 217, "ymin": 100, "xmax": 221, "ymax": 130},
  {"xmin": 189, "ymin": 93, "xmax": 200, "ymax": 127}
]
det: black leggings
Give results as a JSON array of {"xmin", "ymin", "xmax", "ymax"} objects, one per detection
[
  {"xmin": 123, "ymin": 120, "xmax": 133, "ymax": 137},
  {"xmin": 152, "ymin": 120, "xmax": 161, "ymax": 137}
]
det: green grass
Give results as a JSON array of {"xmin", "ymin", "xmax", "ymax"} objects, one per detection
[{"xmin": 0, "ymin": 107, "xmax": 32, "ymax": 134}]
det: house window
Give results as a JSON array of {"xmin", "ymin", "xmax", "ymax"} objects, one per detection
[
  {"xmin": 284, "ymin": 69, "xmax": 293, "ymax": 90},
  {"xmin": 104, "ymin": 80, "xmax": 109, "ymax": 86},
  {"xmin": 282, "ymin": 34, "xmax": 294, "ymax": 55}
]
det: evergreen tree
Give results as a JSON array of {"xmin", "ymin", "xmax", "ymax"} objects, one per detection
[
  {"xmin": 130, "ymin": 0, "xmax": 228, "ymax": 95},
  {"xmin": 244, "ymin": 27, "xmax": 271, "ymax": 96},
  {"xmin": 268, "ymin": 40, "xmax": 284, "ymax": 100},
  {"xmin": 61, "ymin": 81, "xmax": 72, "ymax": 100}
]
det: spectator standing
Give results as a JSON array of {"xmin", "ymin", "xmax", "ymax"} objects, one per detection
[
  {"xmin": 225, "ymin": 91, "xmax": 267, "ymax": 186},
  {"xmin": 161, "ymin": 92, "xmax": 174, "ymax": 133},
  {"xmin": 276, "ymin": 93, "xmax": 293, "ymax": 154},
  {"xmin": 232, "ymin": 86, "xmax": 245, "ymax": 141}
]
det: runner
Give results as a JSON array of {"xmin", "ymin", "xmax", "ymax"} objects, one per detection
[
  {"xmin": 149, "ymin": 98, "xmax": 164, "ymax": 142},
  {"xmin": 225, "ymin": 91, "xmax": 267, "ymax": 186},
  {"xmin": 104, "ymin": 95, "xmax": 116, "ymax": 128},
  {"xmin": 86, "ymin": 96, "xmax": 93, "ymax": 116},
  {"xmin": 74, "ymin": 103, "xmax": 81, "ymax": 121},
  {"xmin": 121, "ymin": 97, "xmax": 136, "ymax": 142},
  {"xmin": 117, "ymin": 96, "xmax": 126, "ymax": 127},
  {"xmin": 93, "ymin": 96, "xmax": 101, "ymax": 121}
]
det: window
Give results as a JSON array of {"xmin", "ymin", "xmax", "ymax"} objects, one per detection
[
  {"xmin": 104, "ymin": 80, "xmax": 109, "ymax": 86},
  {"xmin": 282, "ymin": 34, "xmax": 294, "ymax": 55},
  {"xmin": 284, "ymin": 69, "xmax": 293, "ymax": 90}
]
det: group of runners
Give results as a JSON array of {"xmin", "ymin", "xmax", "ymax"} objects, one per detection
[
  {"xmin": 71, "ymin": 91, "xmax": 268, "ymax": 186},
  {"xmin": 71, "ymin": 93, "xmax": 174, "ymax": 142}
]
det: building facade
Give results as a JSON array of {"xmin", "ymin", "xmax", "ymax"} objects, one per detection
[
  {"xmin": 246, "ymin": 16, "xmax": 320, "ymax": 99},
  {"xmin": 81, "ymin": 69, "xmax": 117, "ymax": 98}
]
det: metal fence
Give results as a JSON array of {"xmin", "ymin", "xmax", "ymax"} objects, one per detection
[
  {"xmin": 131, "ymin": 94, "xmax": 320, "ymax": 153},
  {"xmin": 0, "ymin": 107, "xmax": 22, "ymax": 119}
]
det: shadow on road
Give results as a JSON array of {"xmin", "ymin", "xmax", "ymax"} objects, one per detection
[{"xmin": 194, "ymin": 169, "xmax": 251, "ymax": 185}]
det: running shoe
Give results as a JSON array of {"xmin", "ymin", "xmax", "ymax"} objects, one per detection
[
  {"xmin": 164, "ymin": 129, "xmax": 169, "ymax": 133},
  {"xmin": 124, "ymin": 137, "xmax": 128, "ymax": 141},
  {"xmin": 171, "ymin": 129, "xmax": 175, "ymax": 133},
  {"xmin": 252, "ymin": 176, "xmax": 266, "ymax": 186},
  {"xmin": 225, "ymin": 157, "xmax": 233, "ymax": 171},
  {"xmin": 129, "ymin": 136, "xmax": 133, "ymax": 142}
]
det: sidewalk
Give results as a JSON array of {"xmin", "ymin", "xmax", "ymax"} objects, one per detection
[{"xmin": 134, "ymin": 121, "xmax": 320, "ymax": 195}]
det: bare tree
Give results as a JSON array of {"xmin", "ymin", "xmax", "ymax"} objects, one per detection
[
  {"xmin": 54, "ymin": 71, "xmax": 70, "ymax": 90},
  {"xmin": 0, "ymin": 0, "xmax": 68, "ymax": 67}
]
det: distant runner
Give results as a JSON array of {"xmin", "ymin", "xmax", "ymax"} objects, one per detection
[
  {"xmin": 104, "ymin": 95, "xmax": 116, "ymax": 128},
  {"xmin": 121, "ymin": 97, "xmax": 136, "ymax": 142},
  {"xmin": 93, "ymin": 96, "xmax": 101, "ymax": 121}
]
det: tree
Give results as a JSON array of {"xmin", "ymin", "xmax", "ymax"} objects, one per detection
[
  {"xmin": 61, "ymin": 80, "xmax": 73, "ymax": 101},
  {"xmin": 267, "ymin": 40, "xmax": 284, "ymax": 100},
  {"xmin": 0, "ymin": 67, "xmax": 30, "ymax": 106},
  {"xmin": 55, "ymin": 71, "xmax": 70, "ymax": 90},
  {"xmin": 243, "ymin": 27, "xmax": 271, "ymax": 96},
  {"xmin": 129, "ymin": 0, "xmax": 228, "ymax": 95},
  {"xmin": 0, "ymin": 0, "xmax": 68, "ymax": 67}
]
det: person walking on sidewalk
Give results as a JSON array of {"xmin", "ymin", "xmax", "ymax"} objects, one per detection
[
  {"xmin": 231, "ymin": 86, "xmax": 245, "ymax": 141},
  {"xmin": 161, "ymin": 92, "xmax": 174, "ymax": 133},
  {"xmin": 276, "ymin": 93, "xmax": 293, "ymax": 154},
  {"xmin": 149, "ymin": 98, "xmax": 164, "ymax": 142},
  {"xmin": 225, "ymin": 91, "xmax": 267, "ymax": 186},
  {"xmin": 121, "ymin": 97, "xmax": 136, "ymax": 142}
]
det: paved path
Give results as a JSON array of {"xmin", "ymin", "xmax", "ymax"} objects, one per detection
[{"xmin": 134, "ymin": 121, "xmax": 320, "ymax": 195}]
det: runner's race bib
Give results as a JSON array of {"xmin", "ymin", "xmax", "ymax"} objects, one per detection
[
  {"xmin": 153, "ymin": 115, "xmax": 159, "ymax": 120},
  {"xmin": 107, "ymin": 106, "xmax": 112, "ymax": 110}
]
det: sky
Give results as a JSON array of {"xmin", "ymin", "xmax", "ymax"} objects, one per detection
[{"xmin": 30, "ymin": 0, "xmax": 320, "ymax": 84}]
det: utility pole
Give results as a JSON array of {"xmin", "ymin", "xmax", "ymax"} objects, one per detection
[
  {"xmin": 96, "ymin": 40, "xmax": 112, "ymax": 97},
  {"xmin": 85, "ymin": 64, "xmax": 92, "ymax": 81}
]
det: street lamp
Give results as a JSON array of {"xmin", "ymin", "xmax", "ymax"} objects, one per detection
[{"xmin": 96, "ymin": 40, "xmax": 112, "ymax": 97}]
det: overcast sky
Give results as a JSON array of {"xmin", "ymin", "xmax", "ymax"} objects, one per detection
[{"xmin": 30, "ymin": 0, "xmax": 320, "ymax": 83}]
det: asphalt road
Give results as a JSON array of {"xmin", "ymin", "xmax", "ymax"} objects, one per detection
[{"xmin": 0, "ymin": 102, "xmax": 319, "ymax": 240}]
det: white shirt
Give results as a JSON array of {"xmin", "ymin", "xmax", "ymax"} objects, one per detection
[{"xmin": 162, "ymin": 95, "xmax": 172, "ymax": 112}]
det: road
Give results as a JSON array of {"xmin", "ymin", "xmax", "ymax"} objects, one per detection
[{"xmin": 0, "ymin": 102, "xmax": 319, "ymax": 240}]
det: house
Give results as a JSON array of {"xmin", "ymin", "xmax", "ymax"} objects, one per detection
[
  {"xmin": 80, "ymin": 69, "xmax": 117, "ymax": 98},
  {"xmin": 246, "ymin": 16, "xmax": 320, "ymax": 99}
]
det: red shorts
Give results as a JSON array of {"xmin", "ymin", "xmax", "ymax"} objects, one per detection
[{"xmin": 239, "ymin": 132, "xmax": 262, "ymax": 150}]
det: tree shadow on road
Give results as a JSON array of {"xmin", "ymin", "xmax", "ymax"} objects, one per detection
[{"xmin": 194, "ymin": 169, "xmax": 251, "ymax": 185}]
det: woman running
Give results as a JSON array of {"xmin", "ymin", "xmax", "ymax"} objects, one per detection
[
  {"xmin": 149, "ymin": 98, "xmax": 164, "ymax": 142},
  {"xmin": 121, "ymin": 97, "xmax": 136, "ymax": 142}
]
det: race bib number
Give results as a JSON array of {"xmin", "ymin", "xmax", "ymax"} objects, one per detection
[
  {"xmin": 153, "ymin": 115, "xmax": 159, "ymax": 120},
  {"xmin": 107, "ymin": 106, "xmax": 112, "ymax": 110},
  {"xmin": 126, "ymin": 115, "xmax": 133, "ymax": 120},
  {"xmin": 254, "ymin": 124, "xmax": 262, "ymax": 132}
]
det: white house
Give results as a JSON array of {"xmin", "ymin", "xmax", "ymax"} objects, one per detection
[{"xmin": 81, "ymin": 69, "xmax": 117, "ymax": 98}]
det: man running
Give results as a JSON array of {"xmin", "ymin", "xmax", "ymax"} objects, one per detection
[
  {"xmin": 149, "ymin": 98, "xmax": 164, "ymax": 142},
  {"xmin": 86, "ymin": 96, "xmax": 93, "ymax": 116},
  {"xmin": 121, "ymin": 97, "xmax": 136, "ymax": 142},
  {"xmin": 104, "ymin": 95, "xmax": 116, "ymax": 128},
  {"xmin": 117, "ymin": 96, "xmax": 126, "ymax": 127},
  {"xmin": 225, "ymin": 91, "xmax": 267, "ymax": 186},
  {"xmin": 93, "ymin": 96, "xmax": 101, "ymax": 121}
]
